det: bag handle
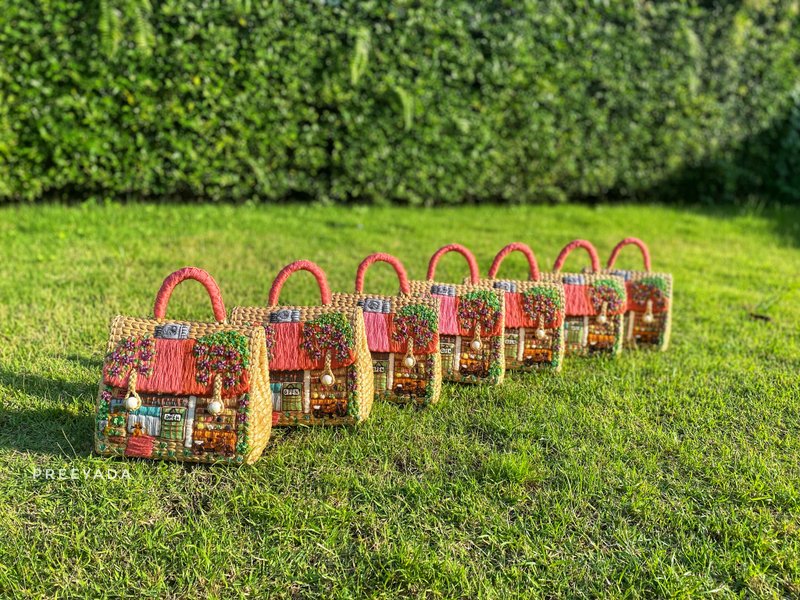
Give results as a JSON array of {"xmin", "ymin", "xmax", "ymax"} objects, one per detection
[
  {"xmin": 606, "ymin": 237, "xmax": 652, "ymax": 271},
  {"xmin": 268, "ymin": 260, "xmax": 332, "ymax": 306},
  {"xmin": 426, "ymin": 244, "xmax": 480, "ymax": 283},
  {"xmin": 552, "ymin": 239, "xmax": 601, "ymax": 274},
  {"xmin": 355, "ymin": 253, "xmax": 411, "ymax": 294},
  {"xmin": 153, "ymin": 267, "xmax": 227, "ymax": 323},
  {"xmin": 488, "ymin": 242, "xmax": 540, "ymax": 281}
]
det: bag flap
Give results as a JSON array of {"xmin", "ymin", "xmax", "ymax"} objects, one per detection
[
  {"xmin": 102, "ymin": 317, "xmax": 255, "ymax": 398},
  {"xmin": 330, "ymin": 293, "xmax": 440, "ymax": 355},
  {"xmin": 230, "ymin": 305, "xmax": 360, "ymax": 371},
  {"xmin": 473, "ymin": 279, "xmax": 565, "ymax": 329},
  {"xmin": 541, "ymin": 273, "xmax": 627, "ymax": 317},
  {"xmin": 609, "ymin": 270, "xmax": 672, "ymax": 313},
  {"xmin": 408, "ymin": 281, "xmax": 504, "ymax": 338}
]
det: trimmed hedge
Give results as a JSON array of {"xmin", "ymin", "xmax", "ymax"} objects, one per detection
[{"xmin": 1, "ymin": 1, "xmax": 799, "ymax": 204}]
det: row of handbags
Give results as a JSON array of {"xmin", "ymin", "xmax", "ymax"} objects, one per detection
[{"xmin": 94, "ymin": 238, "xmax": 672, "ymax": 464}]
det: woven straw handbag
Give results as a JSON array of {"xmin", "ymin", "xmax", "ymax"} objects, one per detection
[
  {"xmin": 331, "ymin": 253, "xmax": 442, "ymax": 406},
  {"xmin": 94, "ymin": 267, "xmax": 272, "ymax": 464},
  {"xmin": 409, "ymin": 244, "xmax": 505, "ymax": 385},
  {"xmin": 230, "ymin": 260, "xmax": 373, "ymax": 426},
  {"xmin": 473, "ymin": 242, "xmax": 566, "ymax": 372},
  {"xmin": 604, "ymin": 237, "xmax": 673, "ymax": 351},
  {"xmin": 540, "ymin": 240, "xmax": 627, "ymax": 357}
]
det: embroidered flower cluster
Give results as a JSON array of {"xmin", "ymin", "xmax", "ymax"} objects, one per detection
[
  {"xmin": 392, "ymin": 304, "xmax": 438, "ymax": 348},
  {"xmin": 630, "ymin": 276, "xmax": 669, "ymax": 310},
  {"xmin": 522, "ymin": 286, "xmax": 562, "ymax": 324},
  {"xmin": 457, "ymin": 290, "xmax": 502, "ymax": 333},
  {"xmin": 301, "ymin": 313, "xmax": 354, "ymax": 362},
  {"xmin": 236, "ymin": 394, "xmax": 250, "ymax": 455},
  {"xmin": 262, "ymin": 323, "xmax": 276, "ymax": 359},
  {"xmin": 589, "ymin": 279, "xmax": 625, "ymax": 313},
  {"xmin": 193, "ymin": 331, "xmax": 250, "ymax": 389},
  {"xmin": 106, "ymin": 336, "xmax": 156, "ymax": 379}
]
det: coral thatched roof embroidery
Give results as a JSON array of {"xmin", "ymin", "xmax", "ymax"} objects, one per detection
[
  {"xmin": 264, "ymin": 312, "xmax": 357, "ymax": 371},
  {"xmin": 103, "ymin": 338, "xmax": 250, "ymax": 398}
]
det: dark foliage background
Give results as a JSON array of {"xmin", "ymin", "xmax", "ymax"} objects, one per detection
[{"xmin": 1, "ymin": 0, "xmax": 798, "ymax": 204}]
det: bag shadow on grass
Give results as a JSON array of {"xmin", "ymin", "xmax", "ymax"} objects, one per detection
[
  {"xmin": 0, "ymin": 367, "xmax": 95, "ymax": 458},
  {"xmin": 65, "ymin": 353, "xmax": 104, "ymax": 371}
]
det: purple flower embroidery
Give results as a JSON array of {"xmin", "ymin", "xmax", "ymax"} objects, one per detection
[
  {"xmin": 457, "ymin": 290, "xmax": 501, "ymax": 333},
  {"xmin": 106, "ymin": 336, "xmax": 156, "ymax": 379},
  {"xmin": 392, "ymin": 304, "xmax": 437, "ymax": 348},
  {"xmin": 193, "ymin": 331, "xmax": 250, "ymax": 390},
  {"xmin": 589, "ymin": 280, "xmax": 625, "ymax": 314},
  {"xmin": 522, "ymin": 287, "xmax": 561, "ymax": 324},
  {"xmin": 630, "ymin": 278, "xmax": 668, "ymax": 310},
  {"xmin": 301, "ymin": 313, "xmax": 354, "ymax": 362}
]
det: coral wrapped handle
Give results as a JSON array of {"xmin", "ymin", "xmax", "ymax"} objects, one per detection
[
  {"xmin": 488, "ymin": 242, "xmax": 540, "ymax": 281},
  {"xmin": 355, "ymin": 253, "xmax": 410, "ymax": 294},
  {"xmin": 553, "ymin": 239, "xmax": 601, "ymax": 273},
  {"xmin": 607, "ymin": 237, "xmax": 652, "ymax": 271},
  {"xmin": 153, "ymin": 267, "xmax": 227, "ymax": 322},
  {"xmin": 268, "ymin": 260, "xmax": 332, "ymax": 306},
  {"xmin": 426, "ymin": 243, "xmax": 480, "ymax": 283}
]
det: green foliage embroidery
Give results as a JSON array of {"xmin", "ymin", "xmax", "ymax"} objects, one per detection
[
  {"xmin": 301, "ymin": 313, "xmax": 354, "ymax": 362},
  {"xmin": 193, "ymin": 331, "xmax": 250, "ymax": 389},
  {"xmin": 394, "ymin": 304, "xmax": 438, "ymax": 348},
  {"xmin": 458, "ymin": 290, "xmax": 502, "ymax": 332},
  {"xmin": 462, "ymin": 289, "xmax": 502, "ymax": 311},
  {"xmin": 487, "ymin": 337, "xmax": 504, "ymax": 382},
  {"xmin": 522, "ymin": 286, "xmax": 563, "ymax": 322},
  {"xmin": 638, "ymin": 276, "xmax": 670, "ymax": 296},
  {"xmin": 590, "ymin": 279, "xmax": 626, "ymax": 313},
  {"xmin": 526, "ymin": 286, "xmax": 562, "ymax": 307},
  {"xmin": 592, "ymin": 278, "xmax": 625, "ymax": 297},
  {"xmin": 630, "ymin": 276, "xmax": 670, "ymax": 309},
  {"xmin": 96, "ymin": 387, "xmax": 113, "ymax": 437}
]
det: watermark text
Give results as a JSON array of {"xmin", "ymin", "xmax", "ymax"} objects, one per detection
[{"xmin": 32, "ymin": 467, "xmax": 131, "ymax": 480}]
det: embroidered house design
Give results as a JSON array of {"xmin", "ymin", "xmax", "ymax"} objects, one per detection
[
  {"xmin": 540, "ymin": 275, "xmax": 627, "ymax": 356},
  {"xmin": 337, "ymin": 296, "xmax": 440, "ymax": 405},
  {"xmin": 95, "ymin": 325, "xmax": 257, "ymax": 463},
  {"xmin": 231, "ymin": 306, "xmax": 372, "ymax": 426},
  {"xmin": 610, "ymin": 271, "xmax": 673, "ymax": 350},
  {"xmin": 479, "ymin": 280, "xmax": 565, "ymax": 371},
  {"xmin": 408, "ymin": 283, "xmax": 505, "ymax": 384}
]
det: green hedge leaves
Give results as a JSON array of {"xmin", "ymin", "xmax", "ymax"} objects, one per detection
[{"xmin": 1, "ymin": 1, "xmax": 798, "ymax": 204}]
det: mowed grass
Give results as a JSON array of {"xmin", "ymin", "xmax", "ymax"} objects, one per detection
[{"xmin": 0, "ymin": 202, "xmax": 798, "ymax": 599}]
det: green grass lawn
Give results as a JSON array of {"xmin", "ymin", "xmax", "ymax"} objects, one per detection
[{"xmin": 0, "ymin": 202, "xmax": 799, "ymax": 598}]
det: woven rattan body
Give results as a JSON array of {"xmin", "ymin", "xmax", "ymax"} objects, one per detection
[
  {"xmin": 603, "ymin": 237, "xmax": 673, "ymax": 351},
  {"xmin": 409, "ymin": 244, "xmax": 506, "ymax": 385},
  {"xmin": 539, "ymin": 240, "xmax": 627, "ymax": 357},
  {"xmin": 95, "ymin": 268, "xmax": 271, "ymax": 464},
  {"xmin": 231, "ymin": 261, "xmax": 373, "ymax": 426}
]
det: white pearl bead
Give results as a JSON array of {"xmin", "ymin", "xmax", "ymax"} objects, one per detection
[
  {"xmin": 597, "ymin": 314, "xmax": 607, "ymax": 325},
  {"xmin": 321, "ymin": 373, "xmax": 334, "ymax": 386},
  {"xmin": 470, "ymin": 339, "xmax": 482, "ymax": 351},
  {"xmin": 207, "ymin": 399, "xmax": 224, "ymax": 415},
  {"xmin": 536, "ymin": 328, "xmax": 546, "ymax": 340},
  {"xmin": 403, "ymin": 355, "xmax": 416, "ymax": 368},
  {"xmin": 643, "ymin": 313, "xmax": 654, "ymax": 324},
  {"xmin": 125, "ymin": 396, "xmax": 141, "ymax": 411}
]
